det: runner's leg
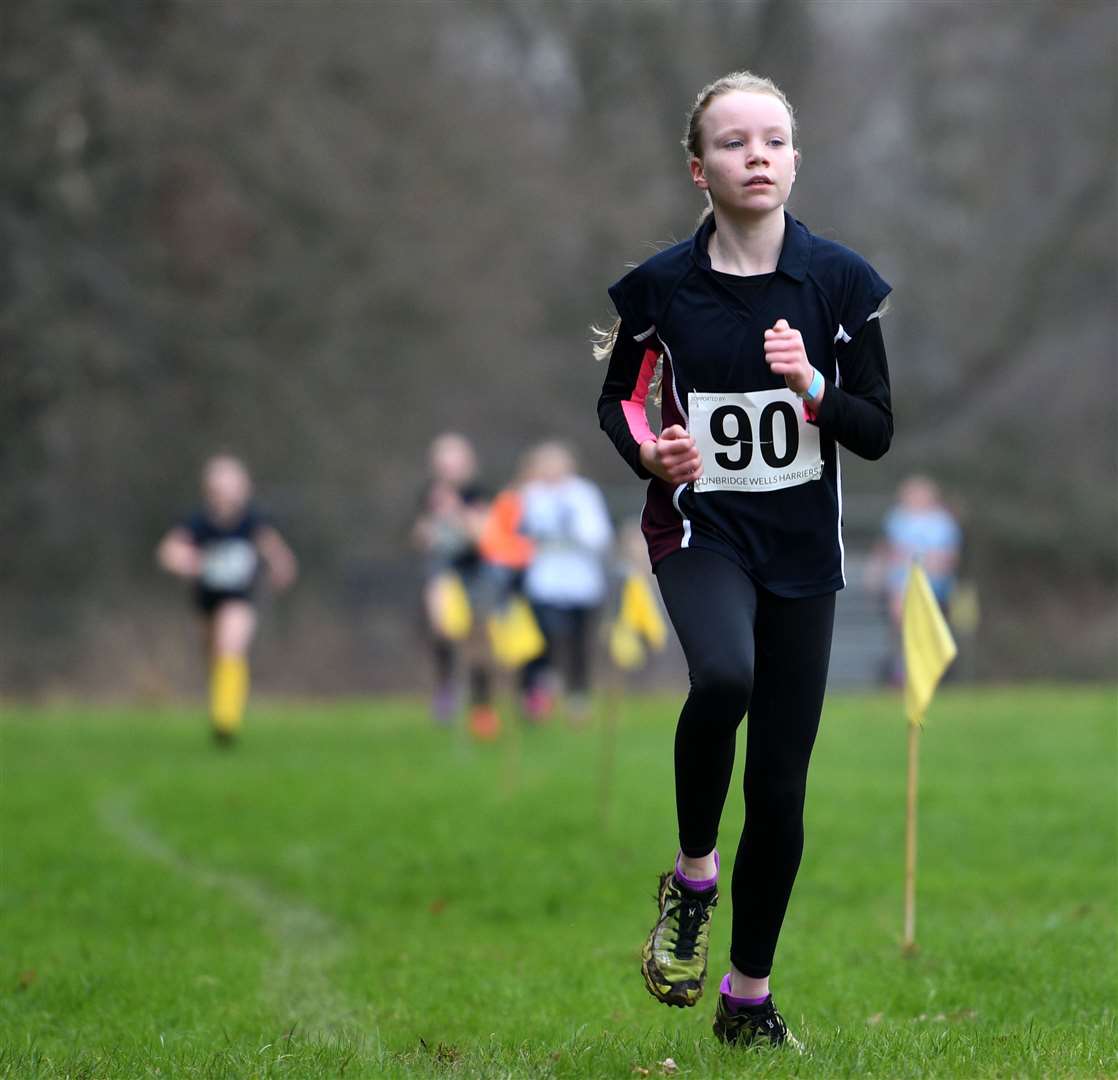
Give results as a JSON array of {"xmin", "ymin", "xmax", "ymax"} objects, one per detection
[
  {"xmin": 655, "ymin": 548, "xmax": 758, "ymax": 859},
  {"xmin": 730, "ymin": 588, "xmax": 835, "ymax": 979}
]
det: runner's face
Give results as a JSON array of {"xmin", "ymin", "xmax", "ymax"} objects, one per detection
[
  {"xmin": 690, "ymin": 91, "xmax": 797, "ymax": 218},
  {"xmin": 430, "ymin": 438, "xmax": 476, "ymax": 487},
  {"xmin": 204, "ymin": 462, "xmax": 251, "ymax": 522}
]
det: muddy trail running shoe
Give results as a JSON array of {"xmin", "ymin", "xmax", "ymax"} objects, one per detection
[
  {"xmin": 712, "ymin": 992, "xmax": 803, "ymax": 1051},
  {"xmin": 640, "ymin": 871, "xmax": 717, "ymax": 1007}
]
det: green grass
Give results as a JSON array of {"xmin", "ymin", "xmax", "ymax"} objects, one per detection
[{"xmin": 1, "ymin": 686, "xmax": 1115, "ymax": 1078}]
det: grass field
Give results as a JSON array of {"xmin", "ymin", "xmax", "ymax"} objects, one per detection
[{"xmin": 1, "ymin": 687, "xmax": 1115, "ymax": 1078}]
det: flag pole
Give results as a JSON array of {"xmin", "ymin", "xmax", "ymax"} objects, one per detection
[
  {"xmin": 899, "ymin": 561, "xmax": 956, "ymax": 957},
  {"xmin": 598, "ymin": 664, "xmax": 624, "ymax": 828},
  {"xmin": 902, "ymin": 719, "xmax": 920, "ymax": 953}
]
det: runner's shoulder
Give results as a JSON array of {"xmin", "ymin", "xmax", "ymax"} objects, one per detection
[
  {"xmin": 182, "ymin": 507, "xmax": 266, "ymax": 544},
  {"xmin": 607, "ymin": 237, "xmax": 692, "ymax": 334},
  {"xmin": 802, "ymin": 226, "xmax": 892, "ymax": 336},
  {"xmin": 181, "ymin": 510, "xmax": 211, "ymax": 543},
  {"xmin": 805, "ymin": 230, "xmax": 883, "ymax": 288}
]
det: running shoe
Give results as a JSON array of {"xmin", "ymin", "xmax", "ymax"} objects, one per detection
[
  {"xmin": 467, "ymin": 704, "xmax": 501, "ymax": 740},
  {"xmin": 640, "ymin": 871, "xmax": 717, "ymax": 1007},
  {"xmin": 521, "ymin": 687, "xmax": 554, "ymax": 723},
  {"xmin": 712, "ymin": 992, "xmax": 802, "ymax": 1051}
]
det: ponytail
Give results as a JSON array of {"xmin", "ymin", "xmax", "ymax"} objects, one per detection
[{"xmin": 590, "ymin": 317, "xmax": 620, "ymax": 363}]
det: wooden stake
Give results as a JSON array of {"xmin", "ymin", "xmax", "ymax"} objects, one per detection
[
  {"xmin": 598, "ymin": 676, "xmax": 621, "ymax": 829},
  {"xmin": 903, "ymin": 720, "xmax": 920, "ymax": 953},
  {"xmin": 501, "ymin": 687, "xmax": 522, "ymax": 797}
]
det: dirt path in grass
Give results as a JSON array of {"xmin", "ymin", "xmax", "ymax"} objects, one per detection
[{"xmin": 97, "ymin": 791, "xmax": 355, "ymax": 1038}]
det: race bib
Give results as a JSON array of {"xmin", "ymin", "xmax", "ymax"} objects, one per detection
[
  {"xmin": 689, "ymin": 389, "xmax": 823, "ymax": 493},
  {"xmin": 200, "ymin": 538, "xmax": 258, "ymax": 591}
]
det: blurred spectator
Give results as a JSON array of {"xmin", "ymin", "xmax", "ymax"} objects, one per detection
[
  {"xmin": 517, "ymin": 442, "xmax": 613, "ymax": 720},
  {"xmin": 156, "ymin": 454, "xmax": 297, "ymax": 744},
  {"xmin": 412, "ymin": 433, "xmax": 501, "ymax": 736},
  {"xmin": 867, "ymin": 475, "xmax": 962, "ymax": 684}
]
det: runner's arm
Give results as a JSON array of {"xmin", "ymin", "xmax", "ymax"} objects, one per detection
[
  {"xmin": 810, "ymin": 318, "xmax": 893, "ymax": 460},
  {"xmin": 597, "ymin": 325, "xmax": 658, "ymax": 479},
  {"xmin": 256, "ymin": 525, "xmax": 298, "ymax": 591},
  {"xmin": 156, "ymin": 527, "xmax": 201, "ymax": 578}
]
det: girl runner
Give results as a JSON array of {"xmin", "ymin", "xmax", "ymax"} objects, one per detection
[
  {"xmin": 596, "ymin": 72, "xmax": 893, "ymax": 1048},
  {"xmin": 412, "ymin": 432, "xmax": 504, "ymax": 737},
  {"xmin": 156, "ymin": 455, "xmax": 297, "ymax": 744}
]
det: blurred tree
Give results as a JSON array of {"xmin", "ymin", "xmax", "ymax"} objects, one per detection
[{"xmin": 1, "ymin": 0, "xmax": 1114, "ymax": 692}]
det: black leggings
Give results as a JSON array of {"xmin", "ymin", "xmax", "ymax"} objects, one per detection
[
  {"xmin": 521, "ymin": 603, "xmax": 595, "ymax": 697},
  {"xmin": 655, "ymin": 547, "xmax": 835, "ymax": 978}
]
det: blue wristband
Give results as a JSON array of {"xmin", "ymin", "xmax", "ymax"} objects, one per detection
[{"xmin": 801, "ymin": 367, "xmax": 824, "ymax": 401}]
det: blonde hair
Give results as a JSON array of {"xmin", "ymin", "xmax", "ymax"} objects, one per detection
[
  {"xmin": 682, "ymin": 70, "xmax": 797, "ymax": 162},
  {"xmin": 590, "ymin": 320, "xmax": 619, "ymax": 364}
]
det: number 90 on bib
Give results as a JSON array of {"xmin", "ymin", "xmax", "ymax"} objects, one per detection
[{"xmin": 689, "ymin": 388, "xmax": 823, "ymax": 493}]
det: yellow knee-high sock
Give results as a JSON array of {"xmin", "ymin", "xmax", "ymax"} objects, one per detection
[{"xmin": 210, "ymin": 655, "xmax": 249, "ymax": 734}]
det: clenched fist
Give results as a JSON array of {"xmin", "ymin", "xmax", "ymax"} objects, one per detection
[
  {"xmin": 639, "ymin": 425, "xmax": 704, "ymax": 485},
  {"xmin": 764, "ymin": 318, "xmax": 819, "ymax": 399}
]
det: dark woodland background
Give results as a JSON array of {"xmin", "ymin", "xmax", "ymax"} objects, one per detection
[{"xmin": 3, "ymin": 0, "xmax": 1115, "ymax": 696}]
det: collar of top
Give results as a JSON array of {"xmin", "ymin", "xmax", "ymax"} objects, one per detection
[{"xmin": 691, "ymin": 210, "xmax": 811, "ymax": 283}]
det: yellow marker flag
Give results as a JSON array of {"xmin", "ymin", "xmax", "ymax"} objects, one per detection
[
  {"xmin": 487, "ymin": 597, "xmax": 546, "ymax": 668},
  {"xmin": 609, "ymin": 619, "xmax": 646, "ymax": 671},
  {"xmin": 431, "ymin": 573, "xmax": 472, "ymax": 640},
  {"xmin": 902, "ymin": 564, "xmax": 958, "ymax": 725},
  {"xmin": 901, "ymin": 562, "xmax": 958, "ymax": 951},
  {"xmin": 620, "ymin": 575, "xmax": 667, "ymax": 650}
]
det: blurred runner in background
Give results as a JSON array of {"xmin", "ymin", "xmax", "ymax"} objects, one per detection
[
  {"xmin": 516, "ymin": 441, "xmax": 613, "ymax": 721},
  {"xmin": 868, "ymin": 474, "xmax": 962, "ymax": 683},
  {"xmin": 412, "ymin": 433, "xmax": 503, "ymax": 737},
  {"xmin": 156, "ymin": 454, "xmax": 297, "ymax": 744}
]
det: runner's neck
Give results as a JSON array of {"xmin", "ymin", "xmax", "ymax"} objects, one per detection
[{"xmin": 707, "ymin": 209, "xmax": 785, "ymax": 276}]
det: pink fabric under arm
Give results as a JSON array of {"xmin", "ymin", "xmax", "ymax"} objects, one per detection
[{"xmin": 620, "ymin": 346, "xmax": 658, "ymax": 447}]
